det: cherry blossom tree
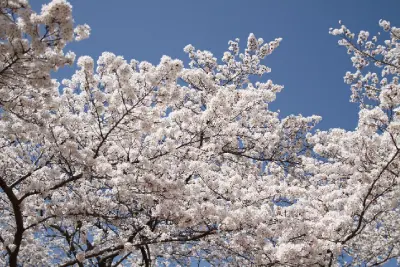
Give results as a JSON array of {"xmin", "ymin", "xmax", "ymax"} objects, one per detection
[
  {"xmin": 297, "ymin": 20, "xmax": 400, "ymax": 266},
  {"xmin": 0, "ymin": 1, "xmax": 322, "ymax": 265},
  {"xmin": 292, "ymin": 20, "xmax": 400, "ymax": 266},
  {"xmin": 0, "ymin": 0, "xmax": 399, "ymax": 266},
  {"xmin": 0, "ymin": 0, "xmax": 89, "ymax": 266}
]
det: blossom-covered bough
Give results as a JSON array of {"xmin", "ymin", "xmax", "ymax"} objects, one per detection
[
  {"xmin": 0, "ymin": 0, "xmax": 399, "ymax": 266},
  {"xmin": 301, "ymin": 20, "xmax": 400, "ymax": 266}
]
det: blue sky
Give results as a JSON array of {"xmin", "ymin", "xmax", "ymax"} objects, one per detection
[
  {"xmin": 29, "ymin": 1, "xmax": 400, "ymax": 266},
  {"xmin": 32, "ymin": 0, "xmax": 400, "ymax": 131}
]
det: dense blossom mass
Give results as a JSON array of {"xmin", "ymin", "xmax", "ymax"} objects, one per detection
[{"xmin": 0, "ymin": 0, "xmax": 399, "ymax": 266}]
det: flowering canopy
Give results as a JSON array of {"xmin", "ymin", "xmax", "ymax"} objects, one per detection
[{"xmin": 0, "ymin": 0, "xmax": 399, "ymax": 266}]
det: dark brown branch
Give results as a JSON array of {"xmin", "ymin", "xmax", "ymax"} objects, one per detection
[{"xmin": 0, "ymin": 177, "xmax": 24, "ymax": 267}]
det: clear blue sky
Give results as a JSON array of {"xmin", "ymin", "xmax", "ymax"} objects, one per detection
[
  {"xmin": 31, "ymin": 1, "xmax": 400, "ymax": 265},
  {"xmin": 33, "ymin": 0, "xmax": 400, "ymax": 131}
]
